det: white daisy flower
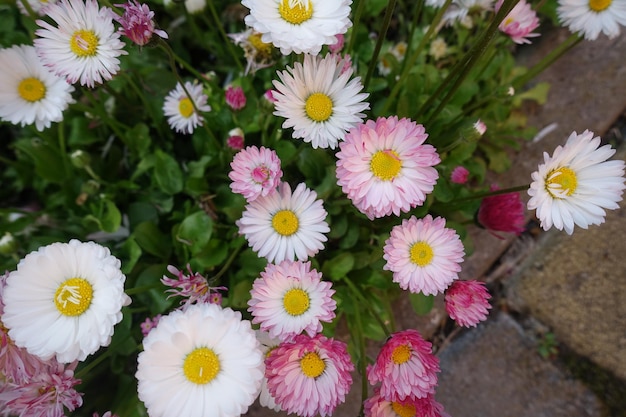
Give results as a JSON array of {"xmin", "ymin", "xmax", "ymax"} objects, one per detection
[
  {"xmin": 255, "ymin": 330, "xmax": 283, "ymax": 412},
  {"xmin": 273, "ymin": 53, "xmax": 369, "ymax": 149},
  {"xmin": 163, "ymin": 80, "xmax": 212, "ymax": 135},
  {"xmin": 241, "ymin": 0, "xmax": 353, "ymax": 55},
  {"xmin": 34, "ymin": 0, "xmax": 128, "ymax": 88},
  {"xmin": 0, "ymin": 44, "xmax": 75, "ymax": 131},
  {"xmin": 557, "ymin": 0, "xmax": 626, "ymax": 40},
  {"xmin": 236, "ymin": 182, "xmax": 330, "ymax": 263},
  {"xmin": 527, "ymin": 129, "xmax": 626, "ymax": 234},
  {"xmin": 16, "ymin": 0, "xmax": 59, "ymax": 16},
  {"xmin": 1, "ymin": 240, "xmax": 130, "ymax": 363},
  {"xmin": 136, "ymin": 303, "xmax": 264, "ymax": 417}
]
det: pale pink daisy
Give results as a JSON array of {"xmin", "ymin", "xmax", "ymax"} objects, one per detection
[
  {"xmin": 248, "ymin": 260, "xmax": 336, "ymax": 341},
  {"xmin": 162, "ymin": 80, "xmax": 212, "ymax": 134},
  {"xmin": 450, "ymin": 166, "xmax": 470, "ymax": 184},
  {"xmin": 383, "ymin": 215, "xmax": 465, "ymax": 296},
  {"xmin": 527, "ymin": 129, "xmax": 626, "ymax": 234},
  {"xmin": 229, "ymin": 146, "xmax": 283, "ymax": 201},
  {"xmin": 265, "ymin": 333, "xmax": 354, "ymax": 417},
  {"xmin": 225, "ymin": 85, "xmax": 247, "ymax": 110},
  {"xmin": 496, "ymin": 0, "xmax": 540, "ymax": 44},
  {"xmin": 34, "ymin": 0, "xmax": 127, "ymax": 88},
  {"xmin": 364, "ymin": 388, "xmax": 450, "ymax": 417},
  {"xmin": 444, "ymin": 280, "xmax": 492, "ymax": 327},
  {"xmin": 336, "ymin": 116, "xmax": 440, "ymax": 219},
  {"xmin": 115, "ymin": 0, "xmax": 168, "ymax": 46},
  {"xmin": 367, "ymin": 329, "xmax": 440, "ymax": 402},
  {"xmin": 236, "ymin": 182, "xmax": 330, "ymax": 263},
  {"xmin": 161, "ymin": 264, "xmax": 226, "ymax": 307}
]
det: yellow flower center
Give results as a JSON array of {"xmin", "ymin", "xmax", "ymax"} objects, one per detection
[
  {"xmin": 588, "ymin": 0, "xmax": 611, "ymax": 12},
  {"xmin": 183, "ymin": 347, "xmax": 220, "ymax": 384},
  {"xmin": 272, "ymin": 209, "xmax": 299, "ymax": 236},
  {"xmin": 283, "ymin": 288, "xmax": 310, "ymax": 316},
  {"xmin": 248, "ymin": 33, "xmax": 273, "ymax": 57},
  {"xmin": 370, "ymin": 150, "xmax": 402, "ymax": 181},
  {"xmin": 305, "ymin": 93, "xmax": 333, "ymax": 122},
  {"xmin": 391, "ymin": 343, "xmax": 411, "ymax": 365},
  {"xmin": 546, "ymin": 166, "xmax": 578, "ymax": 198},
  {"xmin": 179, "ymin": 97, "xmax": 194, "ymax": 118},
  {"xmin": 54, "ymin": 277, "xmax": 93, "ymax": 316},
  {"xmin": 300, "ymin": 351, "xmax": 325, "ymax": 378},
  {"xmin": 410, "ymin": 241, "xmax": 434, "ymax": 267},
  {"xmin": 391, "ymin": 401, "xmax": 417, "ymax": 417},
  {"xmin": 278, "ymin": 0, "xmax": 313, "ymax": 24},
  {"xmin": 69, "ymin": 29, "xmax": 99, "ymax": 57},
  {"xmin": 18, "ymin": 77, "xmax": 46, "ymax": 102}
]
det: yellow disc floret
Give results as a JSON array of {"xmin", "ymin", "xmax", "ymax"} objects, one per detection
[
  {"xmin": 70, "ymin": 29, "xmax": 99, "ymax": 57},
  {"xmin": 283, "ymin": 288, "xmax": 310, "ymax": 316},
  {"xmin": 300, "ymin": 351, "xmax": 325, "ymax": 378},
  {"xmin": 391, "ymin": 401, "xmax": 417, "ymax": 417},
  {"xmin": 391, "ymin": 343, "xmax": 412, "ymax": 365},
  {"xmin": 179, "ymin": 97, "xmax": 195, "ymax": 118},
  {"xmin": 54, "ymin": 277, "xmax": 93, "ymax": 316},
  {"xmin": 409, "ymin": 241, "xmax": 434, "ymax": 267},
  {"xmin": 18, "ymin": 77, "xmax": 46, "ymax": 102},
  {"xmin": 183, "ymin": 347, "xmax": 220, "ymax": 384},
  {"xmin": 272, "ymin": 210, "xmax": 299, "ymax": 236},
  {"xmin": 305, "ymin": 93, "xmax": 333, "ymax": 122},
  {"xmin": 588, "ymin": 0, "xmax": 611, "ymax": 12},
  {"xmin": 278, "ymin": 0, "xmax": 314, "ymax": 24},
  {"xmin": 371, "ymin": 150, "xmax": 402, "ymax": 181},
  {"xmin": 546, "ymin": 166, "xmax": 578, "ymax": 198}
]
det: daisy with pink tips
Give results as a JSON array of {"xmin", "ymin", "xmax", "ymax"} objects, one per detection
[
  {"xmin": 496, "ymin": 0, "xmax": 540, "ymax": 44},
  {"xmin": 383, "ymin": 215, "xmax": 465, "ymax": 296},
  {"xmin": 364, "ymin": 388, "xmax": 450, "ymax": 417},
  {"xmin": 265, "ymin": 333, "xmax": 354, "ymax": 417},
  {"xmin": 248, "ymin": 260, "xmax": 336, "ymax": 342},
  {"xmin": 444, "ymin": 280, "xmax": 492, "ymax": 327},
  {"xmin": 367, "ymin": 329, "xmax": 440, "ymax": 402},
  {"xmin": 336, "ymin": 116, "xmax": 440, "ymax": 220},
  {"xmin": 229, "ymin": 145, "xmax": 283, "ymax": 201}
]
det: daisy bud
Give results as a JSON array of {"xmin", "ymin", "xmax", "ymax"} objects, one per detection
[
  {"xmin": 450, "ymin": 166, "xmax": 470, "ymax": 184},
  {"xmin": 115, "ymin": 0, "xmax": 168, "ymax": 46},
  {"xmin": 477, "ymin": 184, "xmax": 526, "ymax": 237},
  {"xmin": 0, "ymin": 232, "xmax": 18, "ymax": 255},
  {"xmin": 70, "ymin": 150, "xmax": 91, "ymax": 169},
  {"xmin": 225, "ymin": 85, "xmax": 247, "ymax": 111}
]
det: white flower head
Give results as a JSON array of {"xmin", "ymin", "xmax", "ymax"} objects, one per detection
[{"xmin": 557, "ymin": 0, "xmax": 626, "ymax": 40}]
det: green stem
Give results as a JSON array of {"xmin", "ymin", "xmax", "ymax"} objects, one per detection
[
  {"xmin": 417, "ymin": 0, "xmax": 520, "ymax": 123},
  {"xmin": 121, "ymin": 72, "xmax": 168, "ymax": 139},
  {"xmin": 363, "ymin": 0, "xmax": 397, "ymax": 91},
  {"xmin": 340, "ymin": 276, "xmax": 391, "ymax": 337},
  {"xmin": 211, "ymin": 240, "xmax": 244, "ymax": 282},
  {"xmin": 18, "ymin": 0, "xmax": 37, "ymax": 20},
  {"xmin": 205, "ymin": 1, "xmax": 244, "ymax": 73},
  {"xmin": 126, "ymin": 283, "xmax": 163, "ymax": 295},
  {"xmin": 400, "ymin": 0, "xmax": 425, "ymax": 76},
  {"xmin": 75, "ymin": 92, "xmax": 128, "ymax": 139},
  {"xmin": 75, "ymin": 349, "xmax": 113, "ymax": 380},
  {"xmin": 350, "ymin": 295, "xmax": 368, "ymax": 415},
  {"xmin": 346, "ymin": 0, "xmax": 365, "ymax": 55},
  {"xmin": 449, "ymin": 184, "xmax": 529, "ymax": 203},
  {"xmin": 381, "ymin": 0, "xmax": 452, "ymax": 116},
  {"xmin": 158, "ymin": 39, "xmax": 208, "ymax": 81},
  {"xmin": 512, "ymin": 33, "xmax": 582, "ymax": 91}
]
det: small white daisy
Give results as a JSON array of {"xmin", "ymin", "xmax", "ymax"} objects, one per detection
[
  {"xmin": 136, "ymin": 303, "xmax": 264, "ymax": 417},
  {"xmin": 527, "ymin": 129, "xmax": 626, "ymax": 234},
  {"xmin": 162, "ymin": 80, "xmax": 212, "ymax": 135},
  {"xmin": 1, "ymin": 240, "xmax": 130, "ymax": 363},
  {"xmin": 242, "ymin": 0, "xmax": 353, "ymax": 55},
  {"xmin": 236, "ymin": 182, "xmax": 330, "ymax": 263},
  {"xmin": 557, "ymin": 0, "xmax": 626, "ymax": 40},
  {"xmin": 34, "ymin": 0, "xmax": 128, "ymax": 88},
  {"xmin": 0, "ymin": 44, "xmax": 75, "ymax": 131},
  {"xmin": 248, "ymin": 260, "xmax": 336, "ymax": 342},
  {"xmin": 273, "ymin": 53, "xmax": 369, "ymax": 149}
]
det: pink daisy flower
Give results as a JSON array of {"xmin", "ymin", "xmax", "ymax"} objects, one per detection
[
  {"xmin": 445, "ymin": 280, "xmax": 492, "ymax": 328},
  {"xmin": 161, "ymin": 264, "xmax": 226, "ymax": 307},
  {"xmin": 225, "ymin": 85, "xmax": 247, "ymax": 110},
  {"xmin": 265, "ymin": 333, "xmax": 354, "ymax": 417},
  {"xmin": 114, "ymin": 0, "xmax": 168, "ymax": 46},
  {"xmin": 383, "ymin": 215, "xmax": 465, "ymax": 296},
  {"xmin": 367, "ymin": 329, "xmax": 440, "ymax": 402},
  {"xmin": 477, "ymin": 184, "xmax": 526, "ymax": 237},
  {"xmin": 364, "ymin": 388, "xmax": 450, "ymax": 417},
  {"xmin": 336, "ymin": 116, "xmax": 440, "ymax": 219},
  {"xmin": 248, "ymin": 260, "xmax": 336, "ymax": 342},
  {"xmin": 229, "ymin": 145, "xmax": 283, "ymax": 201},
  {"xmin": 496, "ymin": 0, "xmax": 540, "ymax": 44},
  {"xmin": 450, "ymin": 166, "xmax": 470, "ymax": 184}
]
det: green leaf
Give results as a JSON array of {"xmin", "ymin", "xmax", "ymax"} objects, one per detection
[
  {"xmin": 409, "ymin": 292, "xmax": 434, "ymax": 315},
  {"xmin": 13, "ymin": 138, "xmax": 67, "ymax": 183},
  {"xmin": 322, "ymin": 252, "xmax": 355, "ymax": 280},
  {"xmin": 153, "ymin": 150, "xmax": 183, "ymax": 194},
  {"xmin": 100, "ymin": 199, "xmax": 122, "ymax": 233},
  {"xmin": 120, "ymin": 237, "xmax": 142, "ymax": 274},
  {"xmin": 134, "ymin": 264, "xmax": 172, "ymax": 314},
  {"xmin": 133, "ymin": 221, "xmax": 171, "ymax": 258},
  {"xmin": 176, "ymin": 211, "xmax": 213, "ymax": 254}
]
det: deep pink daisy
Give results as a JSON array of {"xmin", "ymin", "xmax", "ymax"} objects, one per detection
[
  {"xmin": 477, "ymin": 184, "xmax": 526, "ymax": 237},
  {"xmin": 225, "ymin": 85, "xmax": 247, "ymax": 110},
  {"xmin": 364, "ymin": 388, "xmax": 450, "ymax": 417},
  {"xmin": 229, "ymin": 145, "xmax": 283, "ymax": 201},
  {"xmin": 367, "ymin": 329, "xmax": 440, "ymax": 402},
  {"xmin": 265, "ymin": 333, "xmax": 354, "ymax": 417},
  {"xmin": 114, "ymin": 0, "xmax": 168, "ymax": 46},
  {"xmin": 444, "ymin": 280, "xmax": 492, "ymax": 328},
  {"xmin": 383, "ymin": 215, "xmax": 465, "ymax": 296},
  {"xmin": 336, "ymin": 116, "xmax": 440, "ymax": 219},
  {"xmin": 450, "ymin": 166, "xmax": 469, "ymax": 184},
  {"xmin": 248, "ymin": 260, "xmax": 336, "ymax": 342}
]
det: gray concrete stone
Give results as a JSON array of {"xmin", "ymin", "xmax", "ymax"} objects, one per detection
[{"xmin": 435, "ymin": 313, "xmax": 603, "ymax": 417}]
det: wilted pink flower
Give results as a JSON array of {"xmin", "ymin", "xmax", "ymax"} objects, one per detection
[
  {"xmin": 328, "ymin": 34, "xmax": 345, "ymax": 53},
  {"xmin": 445, "ymin": 280, "xmax": 492, "ymax": 327},
  {"xmin": 225, "ymin": 85, "xmax": 247, "ymax": 110},
  {"xmin": 477, "ymin": 184, "xmax": 526, "ymax": 237},
  {"xmin": 115, "ymin": 0, "xmax": 168, "ymax": 46},
  {"xmin": 364, "ymin": 388, "xmax": 450, "ymax": 417},
  {"xmin": 496, "ymin": 0, "xmax": 540, "ymax": 44},
  {"xmin": 450, "ymin": 166, "xmax": 470, "ymax": 184},
  {"xmin": 161, "ymin": 264, "xmax": 226, "ymax": 307},
  {"xmin": 140, "ymin": 315, "xmax": 161, "ymax": 337},
  {"xmin": 265, "ymin": 334, "xmax": 353, "ymax": 417},
  {"xmin": 226, "ymin": 127, "xmax": 245, "ymax": 150},
  {"xmin": 367, "ymin": 329, "xmax": 440, "ymax": 402},
  {"xmin": 229, "ymin": 145, "xmax": 283, "ymax": 201}
]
